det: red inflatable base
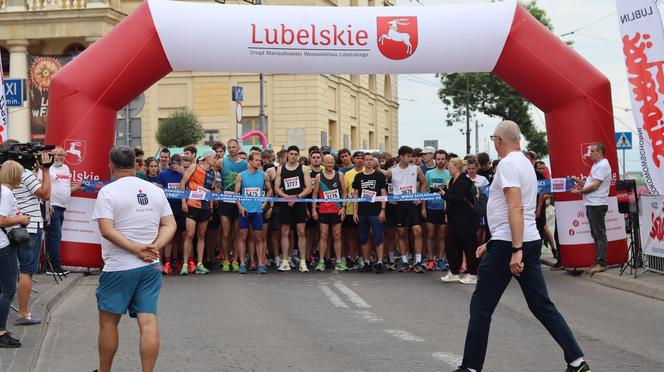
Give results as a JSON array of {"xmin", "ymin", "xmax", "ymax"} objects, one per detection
[
  {"xmin": 560, "ymin": 239, "xmax": 628, "ymax": 268},
  {"xmin": 61, "ymin": 242, "xmax": 104, "ymax": 269}
]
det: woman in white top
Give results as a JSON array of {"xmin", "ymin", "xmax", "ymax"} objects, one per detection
[
  {"xmin": 0, "ymin": 160, "xmax": 31, "ymax": 348},
  {"xmin": 466, "ymin": 158, "xmax": 490, "ymax": 189}
]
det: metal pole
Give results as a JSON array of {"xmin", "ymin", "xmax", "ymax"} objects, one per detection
[
  {"xmin": 622, "ymin": 149, "xmax": 626, "ymax": 179},
  {"xmin": 465, "ymin": 75, "xmax": 470, "ymax": 155},
  {"xmin": 475, "ymin": 119, "xmax": 479, "ymax": 155},
  {"xmin": 256, "ymin": 0, "xmax": 266, "ymax": 135},
  {"xmin": 125, "ymin": 105, "xmax": 131, "ymax": 147}
]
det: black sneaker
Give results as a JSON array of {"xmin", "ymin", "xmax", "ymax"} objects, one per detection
[
  {"xmin": 566, "ymin": 361, "xmax": 591, "ymax": 372},
  {"xmin": 56, "ymin": 266, "xmax": 70, "ymax": 275},
  {"xmin": 0, "ymin": 332, "xmax": 22, "ymax": 348},
  {"xmin": 359, "ymin": 262, "xmax": 373, "ymax": 272},
  {"xmin": 374, "ymin": 262, "xmax": 384, "ymax": 274},
  {"xmin": 453, "ymin": 367, "xmax": 472, "ymax": 372},
  {"xmin": 413, "ymin": 261, "xmax": 425, "ymax": 273}
]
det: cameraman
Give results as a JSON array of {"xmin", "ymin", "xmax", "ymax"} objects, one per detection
[{"xmin": 1, "ymin": 140, "xmax": 53, "ymax": 326}]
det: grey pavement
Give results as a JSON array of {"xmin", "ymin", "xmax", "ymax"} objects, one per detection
[{"xmin": 32, "ymin": 266, "xmax": 664, "ymax": 372}]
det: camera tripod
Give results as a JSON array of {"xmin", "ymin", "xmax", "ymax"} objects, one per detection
[{"xmin": 620, "ymin": 211, "xmax": 648, "ymax": 278}]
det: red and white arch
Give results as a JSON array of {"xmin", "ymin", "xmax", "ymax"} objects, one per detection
[{"xmin": 47, "ymin": 0, "xmax": 626, "ymax": 268}]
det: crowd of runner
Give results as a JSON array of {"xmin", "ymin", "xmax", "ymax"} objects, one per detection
[{"xmin": 137, "ymin": 139, "xmax": 554, "ymax": 282}]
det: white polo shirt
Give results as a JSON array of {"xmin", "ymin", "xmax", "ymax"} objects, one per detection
[
  {"xmin": 486, "ymin": 151, "xmax": 540, "ymax": 242},
  {"xmin": 583, "ymin": 158, "xmax": 611, "ymax": 206},
  {"xmin": 92, "ymin": 176, "xmax": 173, "ymax": 272}
]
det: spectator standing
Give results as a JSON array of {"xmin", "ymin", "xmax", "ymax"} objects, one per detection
[{"xmin": 477, "ymin": 152, "xmax": 494, "ymax": 184}]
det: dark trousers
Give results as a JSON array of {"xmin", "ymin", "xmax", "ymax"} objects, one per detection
[
  {"xmin": 586, "ymin": 205, "xmax": 608, "ymax": 265},
  {"xmin": 45, "ymin": 206, "xmax": 65, "ymax": 268},
  {"xmin": 445, "ymin": 225, "xmax": 478, "ymax": 275},
  {"xmin": 0, "ymin": 244, "xmax": 18, "ymax": 332},
  {"xmin": 462, "ymin": 239, "xmax": 583, "ymax": 370}
]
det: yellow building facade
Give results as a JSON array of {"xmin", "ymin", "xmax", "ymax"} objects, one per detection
[{"xmin": 1, "ymin": 0, "xmax": 398, "ymax": 155}]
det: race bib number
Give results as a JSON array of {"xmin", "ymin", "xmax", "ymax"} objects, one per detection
[
  {"xmin": 361, "ymin": 189, "xmax": 377, "ymax": 198},
  {"xmin": 224, "ymin": 190, "xmax": 237, "ymax": 204},
  {"xmin": 244, "ymin": 187, "xmax": 261, "ymax": 197},
  {"xmin": 387, "ymin": 183, "xmax": 394, "ymax": 195},
  {"xmin": 167, "ymin": 183, "xmax": 180, "ymax": 189},
  {"xmin": 323, "ymin": 189, "xmax": 340, "ymax": 199},
  {"xmin": 399, "ymin": 185, "xmax": 414, "ymax": 194},
  {"xmin": 189, "ymin": 190, "xmax": 206, "ymax": 200},
  {"xmin": 284, "ymin": 176, "xmax": 301, "ymax": 191}
]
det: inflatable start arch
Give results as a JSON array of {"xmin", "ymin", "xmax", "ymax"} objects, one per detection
[{"xmin": 47, "ymin": 0, "xmax": 626, "ymax": 268}]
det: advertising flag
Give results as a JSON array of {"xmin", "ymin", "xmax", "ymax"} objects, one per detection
[{"xmin": 0, "ymin": 49, "xmax": 8, "ymax": 143}]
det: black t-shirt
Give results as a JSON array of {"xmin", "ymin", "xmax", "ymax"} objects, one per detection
[
  {"xmin": 478, "ymin": 168, "xmax": 494, "ymax": 184},
  {"xmin": 535, "ymin": 170, "xmax": 547, "ymax": 224},
  {"xmin": 352, "ymin": 171, "xmax": 387, "ymax": 216}
]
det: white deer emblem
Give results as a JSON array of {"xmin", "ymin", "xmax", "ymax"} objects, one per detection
[
  {"xmin": 379, "ymin": 18, "xmax": 413, "ymax": 55},
  {"xmin": 66, "ymin": 141, "xmax": 82, "ymax": 162}
]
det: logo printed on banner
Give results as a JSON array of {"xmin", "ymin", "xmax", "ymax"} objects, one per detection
[
  {"xmin": 577, "ymin": 210, "xmax": 585, "ymax": 218},
  {"xmin": 580, "ymin": 142, "xmax": 594, "ymax": 167},
  {"xmin": 64, "ymin": 139, "xmax": 86, "ymax": 165},
  {"xmin": 650, "ymin": 205, "xmax": 664, "ymax": 242},
  {"xmin": 377, "ymin": 17, "xmax": 418, "ymax": 60}
]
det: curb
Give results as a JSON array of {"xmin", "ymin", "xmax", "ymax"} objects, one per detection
[
  {"xmin": 540, "ymin": 257, "xmax": 664, "ymax": 303},
  {"xmin": 7, "ymin": 273, "xmax": 85, "ymax": 372}
]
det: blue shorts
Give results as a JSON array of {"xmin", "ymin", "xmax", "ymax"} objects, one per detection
[
  {"xmin": 358, "ymin": 215, "xmax": 384, "ymax": 246},
  {"xmin": 17, "ymin": 230, "xmax": 43, "ymax": 275},
  {"xmin": 96, "ymin": 262, "xmax": 162, "ymax": 318},
  {"xmin": 239, "ymin": 212, "xmax": 263, "ymax": 231}
]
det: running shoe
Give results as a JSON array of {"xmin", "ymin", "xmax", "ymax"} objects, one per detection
[
  {"xmin": 565, "ymin": 361, "xmax": 591, "ymax": 372},
  {"xmin": 195, "ymin": 263, "xmax": 209, "ymax": 275},
  {"xmin": 335, "ymin": 261, "xmax": 348, "ymax": 271},
  {"xmin": 173, "ymin": 261, "xmax": 183, "ymax": 273},
  {"xmin": 374, "ymin": 262, "xmax": 384, "ymax": 274},
  {"xmin": 278, "ymin": 259, "xmax": 291, "ymax": 272},
  {"xmin": 315, "ymin": 261, "xmax": 326, "ymax": 272},
  {"xmin": 222, "ymin": 260, "xmax": 230, "ymax": 272},
  {"xmin": 386, "ymin": 262, "xmax": 397, "ymax": 271},
  {"xmin": 459, "ymin": 274, "xmax": 477, "ymax": 284},
  {"xmin": 435, "ymin": 259, "xmax": 448, "ymax": 272},
  {"xmin": 299, "ymin": 260, "xmax": 309, "ymax": 273},
  {"xmin": 452, "ymin": 367, "xmax": 473, "ymax": 372},
  {"xmin": 425, "ymin": 259, "xmax": 435, "ymax": 272},
  {"xmin": 179, "ymin": 264, "xmax": 188, "ymax": 276},
  {"xmin": 360, "ymin": 262, "xmax": 373, "ymax": 272},
  {"xmin": 413, "ymin": 261, "xmax": 425, "ymax": 273},
  {"xmin": 232, "ymin": 261, "xmax": 240, "ymax": 273},
  {"xmin": 258, "ymin": 264, "xmax": 267, "ymax": 274},
  {"xmin": 249, "ymin": 261, "xmax": 257, "ymax": 271},
  {"xmin": 357, "ymin": 257, "xmax": 365, "ymax": 269},
  {"xmin": 397, "ymin": 260, "xmax": 409, "ymax": 272},
  {"xmin": 239, "ymin": 263, "xmax": 247, "ymax": 274},
  {"xmin": 162, "ymin": 262, "xmax": 172, "ymax": 275},
  {"xmin": 440, "ymin": 272, "xmax": 461, "ymax": 282},
  {"xmin": 288, "ymin": 257, "xmax": 296, "ymax": 269},
  {"xmin": 188, "ymin": 261, "xmax": 196, "ymax": 274}
]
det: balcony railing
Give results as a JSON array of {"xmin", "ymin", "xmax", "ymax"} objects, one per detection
[
  {"xmin": 0, "ymin": 0, "xmax": 116, "ymax": 11},
  {"xmin": 27, "ymin": 0, "xmax": 87, "ymax": 10}
]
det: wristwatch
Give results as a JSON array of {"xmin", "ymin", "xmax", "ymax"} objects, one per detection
[{"xmin": 511, "ymin": 246, "xmax": 523, "ymax": 253}]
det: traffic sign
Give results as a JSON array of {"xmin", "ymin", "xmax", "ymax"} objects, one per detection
[
  {"xmin": 616, "ymin": 132, "xmax": 632, "ymax": 150},
  {"xmin": 3, "ymin": 79, "xmax": 23, "ymax": 107}
]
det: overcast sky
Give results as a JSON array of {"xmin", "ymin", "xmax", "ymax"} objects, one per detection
[{"xmin": 396, "ymin": 0, "xmax": 640, "ymax": 172}]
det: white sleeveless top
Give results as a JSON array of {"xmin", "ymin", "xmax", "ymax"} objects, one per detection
[{"xmin": 390, "ymin": 164, "xmax": 418, "ymax": 195}]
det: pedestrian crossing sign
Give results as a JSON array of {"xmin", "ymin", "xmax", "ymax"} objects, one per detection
[{"xmin": 615, "ymin": 132, "xmax": 632, "ymax": 150}]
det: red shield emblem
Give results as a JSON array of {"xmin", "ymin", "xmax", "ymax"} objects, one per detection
[
  {"xmin": 580, "ymin": 143, "xmax": 594, "ymax": 168},
  {"xmin": 64, "ymin": 139, "xmax": 86, "ymax": 165},
  {"xmin": 377, "ymin": 16, "xmax": 418, "ymax": 60}
]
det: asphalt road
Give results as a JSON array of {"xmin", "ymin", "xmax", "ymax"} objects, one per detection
[{"xmin": 34, "ymin": 267, "xmax": 664, "ymax": 372}]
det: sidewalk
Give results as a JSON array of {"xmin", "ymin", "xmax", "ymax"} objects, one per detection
[
  {"xmin": 540, "ymin": 251, "xmax": 664, "ymax": 302},
  {"xmin": 0, "ymin": 272, "xmax": 85, "ymax": 372}
]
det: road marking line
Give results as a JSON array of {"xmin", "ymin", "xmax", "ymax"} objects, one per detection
[
  {"xmin": 319, "ymin": 285, "xmax": 349, "ymax": 308},
  {"xmin": 334, "ymin": 281, "xmax": 371, "ymax": 308},
  {"xmin": 383, "ymin": 329, "xmax": 425, "ymax": 342},
  {"xmin": 432, "ymin": 352, "xmax": 463, "ymax": 367},
  {"xmin": 353, "ymin": 310, "xmax": 384, "ymax": 323}
]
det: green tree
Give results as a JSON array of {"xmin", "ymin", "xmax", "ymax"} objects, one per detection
[
  {"xmin": 155, "ymin": 109, "xmax": 205, "ymax": 148},
  {"xmin": 437, "ymin": 1, "xmax": 555, "ymax": 156}
]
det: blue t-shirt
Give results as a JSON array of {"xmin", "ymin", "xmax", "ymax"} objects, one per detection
[
  {"xmin": 425, "ymin": 168, "xmax": 451, "ymax": 210},
  {"xmin": 239, "ymin": 170, "xmax": 265, "ymax": 213},
  {"xmin": 157, "ymin": 168, "xmax": 183, "ymax": 213},
  {"xmin": 221, "ymin": 158, "xmax": 248, "ymax": 193}
]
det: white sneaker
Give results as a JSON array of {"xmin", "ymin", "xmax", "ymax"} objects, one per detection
[
  {"xmin": 299, "ymin": 260, "xmax": 309, "ymax": 273},
  {"xmin": 288, "ymin": 258, "xmax": 296, "ymax": 269},
  {"xmin": 278, "ymin": 260, "xmax": 291, "ymax": 272},
  {"xmin": 460, "ymin": 274, "xmax": 477, "ymax": 284},
  {"xmin": 440, "ymin": 273, "xmax": 461, "ymax": 282}
]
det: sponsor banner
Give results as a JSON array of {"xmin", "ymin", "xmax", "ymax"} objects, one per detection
[
  {"xmin": 28, "ymin": 55, "xmax": 73, "ymax": 142},
  {"xmin": 61, "ymin": 197, "xmax": 101, "ymax": 245},
  {"xmin": 616, "ymin": 0, "xmax": 664, "ymax": 194},
  {"xmin": 557, "ymin": 198, "xmax": 626, "ymax": 245},
  {"xmin": 0, "ymin": 49, "xmax": 7, "ymax": 142},
  {"xmin": 638, "ymin": 194, "xmax": 664, "ymax": 258},
  {"xmin": 148, "ymin": 0, "xmax": 516, "ymax": 73}
]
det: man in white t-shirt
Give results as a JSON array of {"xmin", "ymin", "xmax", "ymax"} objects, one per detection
[
  {"xmin": 455, "ymin": 121, "xmax": 589, "ymax": 372},
  {"xmin": 571, "ymin": 142, "xmax": 611, "ymax": 274},
  {"xmin": 43, "ymin": 147, "xmax": 83, "ymax": 275},
  {"xmin": 92, "ymin": 146, "xmax": 176, "ymax": 372}
]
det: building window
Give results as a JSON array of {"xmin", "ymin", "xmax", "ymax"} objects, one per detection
[
  {"xmin": 63, "ymin": 43, "xmax": 86, "ymax": 58},
  {"xmin": 1, "ymin": 47, "xmax": 9, "ymax": 75},
  {"xmin": 240, "ymin": 116, "xmax": 268, "ymax": 146}
]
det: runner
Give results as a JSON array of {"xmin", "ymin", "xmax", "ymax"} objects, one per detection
[
  {"xmin": 343, "ymin": 151, "xmax": 365, "ymax": 269},
  {"xmin": 261, "ymin": 151, "xmax": 278, "ymax": 266},
  {"xmin": 235, "ymin": 152, "xmax": 273, "ymax": 274},
  {"xmin": 156, "ymin": 154, "xmax": 185, "ymax": 274},
  {"xmin": 352, "ymin": 153, "xmax": 388, "ymax": 273},
  {"xmin": 424, "ymin": 150, "xmax": 451, "ymax": 272},
  {"xmin": 385, "ymin": 146, "xmax": 428, "ymax": 273},
  {"xmin": 219, "ymin": 139, "xmax": 248, "ymax": 272},
  {"xmin": 274, "ymin": 146, "xmax": 313, "ymax": 272},
  {"xmin": 337, "ymin": 148, "xmax": 353, "ymax": 173},
  {"xmin": 306, "ymin": 149, "xmax": 323, "ymax": 267},
  {"xmin": 180, "ymin": 150, "xmax": 217, "ymax": 275},
  {"xmin": 311, "ymin": 154, "xmax": 347, "ymax": 272}
]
